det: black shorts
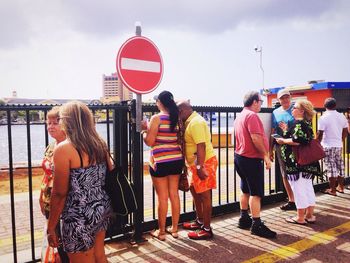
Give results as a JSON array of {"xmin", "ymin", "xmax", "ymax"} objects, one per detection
[
  {"xmin": 149, "ymin": 159, "xmax": 184, "ymax": 177},
  {"xmin": 234, "ymin": 154, "xmax": 264, "ymax": 197}
]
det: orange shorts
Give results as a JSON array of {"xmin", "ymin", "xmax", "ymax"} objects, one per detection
[{"xmin": 188, "ymin": 156, "xmax": 217, "ymax": 194}]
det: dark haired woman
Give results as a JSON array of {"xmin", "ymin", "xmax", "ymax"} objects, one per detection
[{"xmin": 141, "ymin": 90, "xmax": 184, "ymax": 240}]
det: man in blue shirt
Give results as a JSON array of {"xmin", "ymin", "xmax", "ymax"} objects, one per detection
[{"xmin": 269, "ymin": 89, "xmax": 296, "ymax": 210}]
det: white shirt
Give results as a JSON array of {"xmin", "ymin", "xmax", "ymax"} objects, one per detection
[{"xmin": 318, "ymin": 110, "xmax": 347, "ymax": 147}]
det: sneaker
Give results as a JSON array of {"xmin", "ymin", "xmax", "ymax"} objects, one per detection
[
  {"xmin": 188, "ymin": 227, "xmax": 213, "ymax": 240},
  {"xmin": 238, "ymin": 216, "xmax": 252, "ymax": 229},
  {"xmin": 280, "ymin": 202, "xmax": 297, "ymax": 211},
  {"xmin": 251, "ymin": 222, "xmax": 277, "ymax": 239},
  {"xmin": 183, "ymin": 220, "xmax": 203, "ymax": 230}
]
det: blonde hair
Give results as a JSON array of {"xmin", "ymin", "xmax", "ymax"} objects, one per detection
[
  {"xmin": 296, "ymin": 99, "xmax": 316, "ymax": 121},
  {"xmin": 59, "ymin": 101, "xmax": 108, "ymax": 165},
  {"xmin": 47, "ymin": 106, "xmax": 60, "ymax": 120}
]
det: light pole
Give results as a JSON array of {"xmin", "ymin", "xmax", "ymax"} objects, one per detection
[{"xmin": 254, "ymin": 45, "xmax": 265, "ymax": 91}]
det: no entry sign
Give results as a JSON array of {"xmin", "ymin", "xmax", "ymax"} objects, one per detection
[{"xmin": 116, "ymin": 36, "xmax": 163, "ymax": 94}]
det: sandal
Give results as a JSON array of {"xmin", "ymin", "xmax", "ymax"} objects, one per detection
[
  {"xmin": 305, "ymin": 218, "xmax": 316, "ymax": 224},
  {"xmin": 336, "ymin": 187, "xmax": 344, "ymax": 194},
  {"xmin": 321, "ymin": 189, "xmax": 337, "ymax": 196},
  {"xmin": 285, "ymin": 217, "xmax": 307, "ymax": 225},
  {"xmin": 150, "ymin": 229, "xmax": 166, "ymax": 241},
  {"xmin": 165, "ymin": 227, "xmax": 179, "ymax": 238}
]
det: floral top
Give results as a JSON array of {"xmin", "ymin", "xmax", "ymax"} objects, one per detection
[
  {"xmin": 40, "ymin": 142, "xmax": 55, "ymax": 214},
  {"xmin": 281, "ymin": 120, "xmax": 320, "ymax": 181}
]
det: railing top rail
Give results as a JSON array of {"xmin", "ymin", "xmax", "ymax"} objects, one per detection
[{"xmin": 0, "ymin": 103, "xmax": 130, "ymax": 111}]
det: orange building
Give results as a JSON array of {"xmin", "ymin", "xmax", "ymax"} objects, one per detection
[{"xmin": 263, "ymin": 81, "xmax": 350, "ymax": 108}]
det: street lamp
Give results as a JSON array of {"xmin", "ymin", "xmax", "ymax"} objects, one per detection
[{"xmin": 254, "ymin": 45, "xmax": 265, "ymax": 91}]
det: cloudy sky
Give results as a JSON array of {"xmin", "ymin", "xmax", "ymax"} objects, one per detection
[{"xmin": 1, "ymin": 0, "xmax": 350, "ymax": 106}]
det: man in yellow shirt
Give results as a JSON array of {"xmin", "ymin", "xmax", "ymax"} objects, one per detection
[{"xmin": 177, "ymin": 101, "xmax": 218, "ymax": 240}]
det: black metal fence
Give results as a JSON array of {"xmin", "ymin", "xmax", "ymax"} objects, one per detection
[{"xmin": 0, "ymin": 103, "xmax": 349, "ymax": 263}]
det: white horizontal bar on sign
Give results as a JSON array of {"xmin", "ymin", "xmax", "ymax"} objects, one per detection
[{"xmin": 121, "ymin": 58, "xmax": 160, "ymax": 73}]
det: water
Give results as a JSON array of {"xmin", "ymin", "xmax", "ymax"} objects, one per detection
[
  {"xmin": 0, "ymin": 123, "xmax": 114, "ymax": 167},
  {"xmin": 0, "ymin": 114, "xmax": 237, "ymax": 167}
]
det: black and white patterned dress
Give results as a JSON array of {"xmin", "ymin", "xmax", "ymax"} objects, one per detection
[{"xmin": 60, "ymin": 163, "xmax": 113, "ymax": 253}]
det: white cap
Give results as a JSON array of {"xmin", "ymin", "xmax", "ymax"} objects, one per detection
[{"xmin": 277, "ymin": 89, "xmax": 291, "ymax": 99}]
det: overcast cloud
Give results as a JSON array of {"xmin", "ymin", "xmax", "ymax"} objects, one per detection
[{"xmin": 1, "ymin": 0, "xmax": 350, "ymax": 106}]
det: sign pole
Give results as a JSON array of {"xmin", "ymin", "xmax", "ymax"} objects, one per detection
[{"xmin": 135, "ymin": 23, "xmax": 142, "ymax": 132}]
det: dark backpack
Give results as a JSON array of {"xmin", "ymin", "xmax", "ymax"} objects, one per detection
[{"xmin": 105, "ymin": 165, "xmax": 138, "ymax": 216}]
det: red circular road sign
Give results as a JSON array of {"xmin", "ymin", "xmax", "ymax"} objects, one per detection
[{"xmin": 116, "ymin": 36, "xmax": 163, "ymax": 94}]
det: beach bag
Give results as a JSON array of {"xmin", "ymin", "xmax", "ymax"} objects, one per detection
[
  {"xmin": 179, "ymin": 166, "xmax": 190, "ymax": 192},
  {"xmin": 292, "ymin": 139, "xmax": 325, "ymax": 166},
  {"xmin": 105, "ymin": 162, "xmax": 138, "ymax": 216}
]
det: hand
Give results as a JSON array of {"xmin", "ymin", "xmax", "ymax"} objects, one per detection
[
  {"xmin": 264, "ymin": 155, "xmax": 271, "ymax": 170},
  {"xmin": 141, "ymin": 119, "xmax": 148, "ymax": 131},
  {"xmin": 278, "ymin": 121, "xmax": 288, "ymax": 132},
  {"xmin": 275, "ymin": 138, "xmax": 284, "ymax": 145},
  {"xmin": 47, "ymin": 229, "xmax": 59, "ymax": 248},
  {"xmin": 39, "ymin": 198, "xmax": 45, "ymax": 216},
  {"xmin": 269, "ymin": 151, "xmax": 274, "ymax": 162},
  {"xmin": 197, "ymin": 167, "xmax": 208, "ymax": 181}
]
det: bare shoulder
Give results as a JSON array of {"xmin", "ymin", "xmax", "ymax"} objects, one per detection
[
  {"xmin": 150, "ymin": 114, "xmax": 161, "ymax": 121},
  {"xmin": 54, "ymin": 140, "xmax": 75, "ymax": 156},
  {"xmin": 150, "ymin": 114, "xmax": 161, "ymax": 125}
]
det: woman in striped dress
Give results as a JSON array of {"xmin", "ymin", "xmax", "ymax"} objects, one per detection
[{"xmin": 141, "ymin": 90, "xmax": 184, "ymax": 240}]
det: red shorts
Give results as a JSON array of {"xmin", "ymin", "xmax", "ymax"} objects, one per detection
[{"xmin": 188, "ymin": 156, "xmax": 217, "ymax": 194}]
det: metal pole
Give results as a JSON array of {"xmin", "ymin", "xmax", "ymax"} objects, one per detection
[
  {"xmin": 131, "ymin": 21, "xmax": 146, "ymax": 243},
  {"xmin": 259, "ymin": 47, "xmax": 265, "ymax": 91},
  {"xmin": 255, "ymin": 45, "xmax": 265, "ymax": 91},
  {"xmin": 135, "ymin": 22, "xmax": 142, "ymax": 132}
]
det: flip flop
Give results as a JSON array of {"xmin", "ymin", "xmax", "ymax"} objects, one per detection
[
  {"xmin": 321, "ymin": 189, "xmax": 337, "ymax": 196},
  {"xmin": 305, "ymin": 218, "xmax": 316, "ymax": 224},
  {"xmin": 150, "ymin": 229, "xmax": 166, "ymax": 241},
  {"xmin": 336, "ymin": 188, "xmax": 344, "ymax": 194},
  {"xmin": 285, "ymin": 217, "xmax": 307, "ymax": 225},
  {"xmin": 165, "ymin": 227, "xmax": 179, "ymax": 238}
]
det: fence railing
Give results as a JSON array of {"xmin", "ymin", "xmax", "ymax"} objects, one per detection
[{"xmin": 0, "ymin": 103, "xmax": 349, "ymax": 263}]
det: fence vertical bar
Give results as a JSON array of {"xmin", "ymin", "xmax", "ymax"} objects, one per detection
[
  {"xmin": 7, "ymin": 110, "xmax": 17, "ymax": 263},
  {"xmin": 25, "ymin": 110, "xmax": 36, "ymax": 260}
]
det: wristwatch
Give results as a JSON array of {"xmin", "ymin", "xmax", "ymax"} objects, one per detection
[{"xmin": 196, "ymin": 164, "xmax": 203, "ymax": 170}]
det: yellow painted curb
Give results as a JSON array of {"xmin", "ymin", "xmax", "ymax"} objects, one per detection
[{"xmin": 243, "ymin": 221, "xmax": 350, "ymax": 263}]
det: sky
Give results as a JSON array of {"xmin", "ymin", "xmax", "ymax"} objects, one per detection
[{"xmin": 1, "ymin": 0, "xmax": 350, "ymax": 106}]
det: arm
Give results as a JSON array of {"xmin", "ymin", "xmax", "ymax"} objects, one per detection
[
  {"xmin": 269, "ymin": 128, "xmax": 276, "ymax": 161},
  {"xmin": 251, "ymin": 133, "xmax": 271, "ymax": 169},
  {"xmin": 316, "ymin": 130, "xmax": 323, "ymax": 142},
  {"xmin": 142, "ymin": 115, "xmax": 160, "ymax": 147},
  {"xmin": 276, "ymin": 137, "xmax": 300, "ymax": 146},
  {"xmin": 196, "ymin": 142, "xmax": 208, "ymax": 180},
  {"xmin": 342, "ymin": 127, "xmax": 348, "ymax": 141},
  {"xmin": 47, "ymin": 144, "xmax": 70, "ymax": 247},
  {"xmin": 39, "ymin": 189, "xmax": 45, "ymax": 216}
]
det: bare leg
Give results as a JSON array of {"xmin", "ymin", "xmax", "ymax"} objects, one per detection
[
  {"xmin": 68, "ymin": 247, "xmax": 95, "ymax": 263},
  {"xmin": 240, "ymin": 193, "xmax": 250, "ymax": 210},
  {"xmin": 200, "ymin": 190, "xmax": 212, "ymax": 229},
  {"xmin": 94, "ymin": 230, "xmax": 108, "ymax": 263},
  {"xmin": 249, "ymin": 196, "xmax": 261, "ymax": 218},
  {"xmin": 152, "ymin": 176, "xmax": 169, "ymax": 234},
  {"xmin": 296, "ymin": 208, "xmax": 306, "ymax": 223},
  {"xmin": 305, "ymin": 206, "xmax": 316, "ymax": 221},
  {"xmin": 168, "ymin": 174, "xmax": 180, "ymax": 232},
  {"xmin": 282, "ymin": 176, "xmax": 295, "ymax": 202},
  {"xmin": 190, "ymin": 186, "xmax": 203, "ymax": 221}
]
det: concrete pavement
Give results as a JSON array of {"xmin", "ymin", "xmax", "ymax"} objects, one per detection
[{"xmin": 105, "ymin": 190, "xmax": 350, "ymax": 263}]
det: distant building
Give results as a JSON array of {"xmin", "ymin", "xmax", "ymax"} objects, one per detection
[
  {"xmin": 263, "ymin": 81, "xmax": 350, "ymax": 108},
  {"xmin": 102, "ymin": 73, "xmax": 133, "ymax": 103}
]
